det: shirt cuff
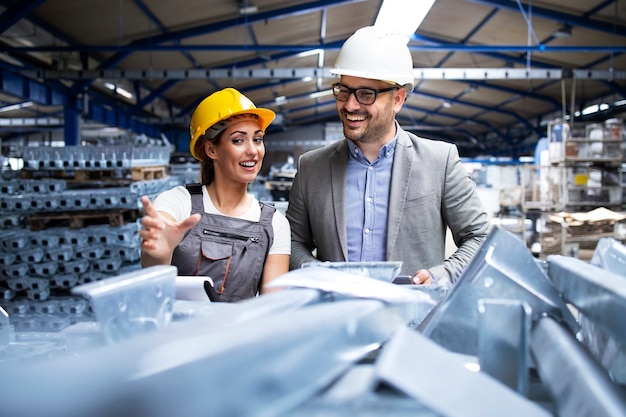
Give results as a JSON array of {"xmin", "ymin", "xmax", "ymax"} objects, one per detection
[{"xmin": 427, "ymin": 270, "xmax": 437, "ymax": 285}]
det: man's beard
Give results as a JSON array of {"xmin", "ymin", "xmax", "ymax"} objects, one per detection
[{"xmin": 342, "ymin": 110, "xmax": 394, "ymax": 144}]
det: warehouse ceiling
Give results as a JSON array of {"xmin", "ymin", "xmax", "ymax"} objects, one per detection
[{"xmin": 0, "ymin": 0, "xmax": 625, "ymax": 157}]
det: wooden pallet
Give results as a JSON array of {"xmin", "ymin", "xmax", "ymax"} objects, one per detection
[
  {"xmin": 20, "ymin": 167, "xmax": 166, "ymax": 186},
  {"xmin": 72, "ymin": 169, "xmax": 120, "ymax": 181},
  {"xmin": 21, "ymin": 168, "xmax": 123, "ymax": 181},
  {"xmin": 130, "ymin": 166, "xmax": 167, "ymax": 181},
  {"xmin": 28, "ymin": 209, "xmax": 139, "ymax": 230}
]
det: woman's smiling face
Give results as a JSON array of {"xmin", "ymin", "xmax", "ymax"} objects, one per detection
[{"xmin": 205, "ymin": 117, "xmax": 265, "ymax": 184}]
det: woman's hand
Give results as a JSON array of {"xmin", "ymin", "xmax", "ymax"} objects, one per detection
[{"xmin": 139, "ymin": 195, "xmax": 201, "ymax": 266}]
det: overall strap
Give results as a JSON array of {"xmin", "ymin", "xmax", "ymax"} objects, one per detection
[
  {"xmin": 258, "ymin": 201, "xmax": 276, "ymax": 225},
  {"xmin": 256, "ymin": 201, "xmax": 276, "ymax": 295},
  {"xmin": 185, "ymin": 183, "xmax": 205, "ymax": 214}
]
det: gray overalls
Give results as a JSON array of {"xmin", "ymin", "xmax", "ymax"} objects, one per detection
[{"xmin": 171, "ymin": 184, "xmax": 275, "ymax": 302}]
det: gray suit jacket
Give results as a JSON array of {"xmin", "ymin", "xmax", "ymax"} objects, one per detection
[{"xmin": 286, "ymin": 127, "xmax": 490, "ymax": 286}]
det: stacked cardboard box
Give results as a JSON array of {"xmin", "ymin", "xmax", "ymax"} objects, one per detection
[{"xmin": 540, "ymin": 207, "xmax": 626, "ymax": 260}]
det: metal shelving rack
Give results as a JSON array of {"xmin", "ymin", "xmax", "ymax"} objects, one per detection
[
  {"xmin": 547, "ymin": 120, "xmax": 623, "ymax": 211},
  {"xmin": 527, "ymin": 120, "xmax": 626, "ymax": 259}
]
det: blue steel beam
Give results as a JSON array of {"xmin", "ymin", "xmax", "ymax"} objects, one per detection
[
  {"xmin": 468, "ymin": 0, "xmax": 626, "ymax": 37},
  {"xmin": 90, "ymin": 0, "xmax": 361, "ymax": 70},
  {"xmin": 287, "ymin": 104, "xmax": 515, "ymax": 155},
  {"xmin": 193, "ymin": 64, "xmax": 552, "ymax": 145},
  {"xmin": 433, "ymin": 7, "xmax": 499, "ymax": 69},
  {"xmin": 286, "ymin": 99, "xmax": 494, "ymax": 134},
  {"xmin": 64, "ymin": 95, "xmax": 79, "ymax": 146},
  {"xmin": 0, "ymin": 67, "xmax": 66, "ymax": 106},
  {"xmin": 585, "ymin": 0, "xmax": 617, "ymax": 16},
  {"xmin": 3, "ymin": 1, "xmax": 616, "ymax": 133},
  {"xmin": 87, "ymin": 99, "xmax": 161, "ymax": 139},
  {"xmin": 0, "ymin": 0, "xmax": 45, "ymax": 34},
  {"xmin": 0, "ymin": 64, "xmax": 163, "ymax": 141},
  {"xmin": 3, "ymin": 43, "xmax": 625, "ymax": 54},
  {"xmin": 0, "ymin": 2, "xmax": 186, "ymax": 140},
  {"xmin": 412, "ymin": 89, "xmax": 539, "ymax": 134},
  {"xmin": 66, "ymin": 0, "xmax": 358, "ymax": 109},
  {"xmin": 3, "ymin": 0, "xmax": 622, "ymax": 152},
  {"xmin": 175, "ymin": 77, "xmax": 307, "ymax": 119},
  {"xmin": 134, "ymin": 80, "xmax": 178, "ymax": 111},
  {"xmin": 131, "ymin": 0, "xmax": 201, "ymax": 69},
  {"xmin": 411, "ymin": 0, "xmax": 624, "ymax": 116}
]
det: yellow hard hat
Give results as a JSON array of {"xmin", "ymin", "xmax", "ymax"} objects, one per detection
[{"xmin": 189, "ymin": 88, "xmax": 276, "ymax": 160}]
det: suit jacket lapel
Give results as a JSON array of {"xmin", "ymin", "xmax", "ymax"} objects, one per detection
[
  {"xmin": 387, "ymin": 130, "xmax": 414, "ymax": 257},
  {"xmin": 330, "ymin": 141, "xmax": 349, "ymax": 261}
]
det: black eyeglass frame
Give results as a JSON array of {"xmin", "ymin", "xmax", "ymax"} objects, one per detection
[{"xmin": 331, "ymin": 83, "xmax": 399, "ymax": 105}]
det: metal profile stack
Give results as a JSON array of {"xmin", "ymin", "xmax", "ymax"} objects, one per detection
[{"xmin": 0, "ymin": 144, "xmax": 184, "ymax": 333}]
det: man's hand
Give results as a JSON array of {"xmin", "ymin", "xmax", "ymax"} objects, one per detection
[{"xmin": 412, "ymin": 269, "xmax": 433, "ymax": 285}]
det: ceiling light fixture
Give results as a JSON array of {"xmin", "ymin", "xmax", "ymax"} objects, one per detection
[
  {"xmin": 552, "ymin": 24, "xmax": 572, "ymax": 39},
  {"xmin": 104, "ymin": 82, "xmax": 133, "ymax": 100},
  {"xmin": 0, "ymin": 101, "xmax": 34, "ymax": 113},
  {"xmin": 294, "ymin": 48, "xmax": 323, "ymax": 59},
  {"xmin": 239, "ymin": 1, "xmax": 258, "ymax": 15},
  {"xmin": 375, "ymin": 0, "xmax": 436, "ymax": 38}
]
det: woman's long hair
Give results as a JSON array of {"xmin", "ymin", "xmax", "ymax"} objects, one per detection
[{"xmin": 194, "ymin": 133, "xmax": 219, "ymax": 185}]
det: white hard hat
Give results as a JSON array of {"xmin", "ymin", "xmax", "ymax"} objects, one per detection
[{"xmin": 330, "ymin": 26, "xmax": 415, "ymax": 92}]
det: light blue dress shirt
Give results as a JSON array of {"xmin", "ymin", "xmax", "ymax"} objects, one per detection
[{"xmin": 345, "ymin": 135, "xmax": 397, "ymax": 262}]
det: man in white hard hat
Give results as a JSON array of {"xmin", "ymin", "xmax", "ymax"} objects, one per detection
[{"xmin": 286, "ymin": 26, "xmax": 489, "ymax": 286}]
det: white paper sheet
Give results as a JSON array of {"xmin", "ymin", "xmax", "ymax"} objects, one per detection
[{"xmin": 175, "ymin": 276, "xmax": 213, "ymax": 302}]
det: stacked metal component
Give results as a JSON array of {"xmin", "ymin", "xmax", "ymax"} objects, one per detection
[
  {"xmin": 0, "ymin": 178, "xmax": 181, "ymax": 331},
  {"xmin": 0, "ymin": 145, "xmax": 187, "ymax": 333},
  {"xmin": 0, "ymin": 223, "xmax": 143, "ymax": 331},
  {"xmin": 21, "ymin": 145, "xmax": 170, "ymax": 170},
  {"xmin": 0, "ymin": 227, "xmax": 624, "ymax": 416},
  {"xmin": 0, "ymin": 177, "xmax": 178, "ymax": 215}
]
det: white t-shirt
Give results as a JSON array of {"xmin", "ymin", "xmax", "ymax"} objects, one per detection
[{"xmin": 153, "ymin": 185, "xmax": 291, "ymax": 255}]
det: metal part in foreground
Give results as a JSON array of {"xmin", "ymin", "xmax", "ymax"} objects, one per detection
[
  {"xmin": 0, "ymin": 299, "xmax": 403, "ymax": 417},
  {"xmin": 268, "ymin": 266, "xmax": 438, "ymax": 326},
  {"xmin": 478, "ymin": 299, "xmax": 531, "ymax": 395},
  {"xmin": 72, "ymin": 265, "xmax": 177, "ymax": 343},
  {"xmin": 301, "ymin": 261, "xmax": 403, "ymax": 283},
  {"xmin": 375, "ymin": 326, "xmax": 552, "ymax": 417},
  {"xmin": 531, "ymin": 316, "xmax": 626, "ymax": 417},
  {"xmin": 590, "ymin": 237, "xmax": 626, "ymax": 277},
  {"xmin": 419, "ymin": 227, "xmax": 577, "ymax": 356},
  {"xmin": 547, "ymin": 255, "xmax": 626, "ymax": 348},
  {"xmin": 0, "ymin": 305, "xmax": 9, "ymax": 350},
  {"xmin": 547, "ymin": 254, "xmax": 626, "ymax": 383},
  {"xmin": 294, "ymin": 363, "xmax": 435, "ymax": 416}
]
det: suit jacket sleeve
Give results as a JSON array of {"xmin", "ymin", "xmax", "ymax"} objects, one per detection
[
  {"xmin": 388, "ymin": 131, "xmax": 489, "ymax": 286},
  {"xmin": 434, "ymin": 143, "xmax": 490, "ymax": 284}
]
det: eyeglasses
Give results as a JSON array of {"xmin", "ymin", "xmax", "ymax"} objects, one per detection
[{"xmin": 331, "ymin": 83, "xmax": 398, "ymax": 105}]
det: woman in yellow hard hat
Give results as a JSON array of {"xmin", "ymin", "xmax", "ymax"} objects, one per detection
[{"xmin": 139, "ymin": 88, "xmax": 290, "ymax": 302}]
